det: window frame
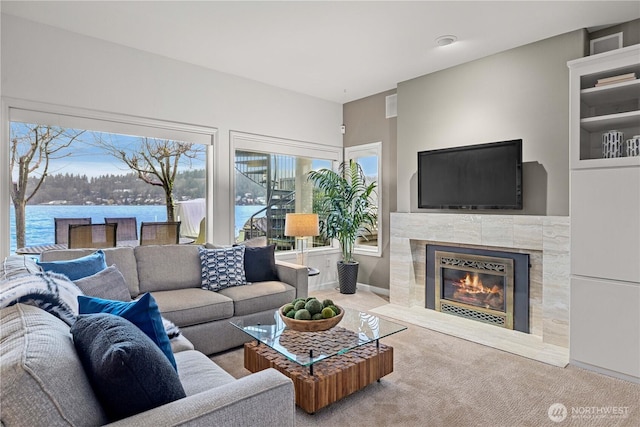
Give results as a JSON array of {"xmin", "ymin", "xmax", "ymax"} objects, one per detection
[
  {"xmin": 230, "ymin": 131, "xmax": 342, "ymax": 250},
  {"xmin": 345, "ymin": 141, "xmax": 382, "ymax": 257},
  {"xmin": 1, "ymin": 98, "xmax": 217, "ymax": 258}
]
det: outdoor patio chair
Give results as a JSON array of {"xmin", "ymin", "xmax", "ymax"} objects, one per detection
[
  {"xmin": 139, "ymin": 221, "xmax": 181, "ymax": 246},
  {"xmin": 104, "ymin": 217, "xmax": 138, "ymax": 242},
  {"xmin": 67, "ymin": 223, "xmax": 117, "ymax": 249},
  {"xmin": 193, "ymin": 218, "xmax": 206, "ymax": 245},
  {"xmin": 54, "ymin": 217, "xmax": 92, "ymax": 245}
]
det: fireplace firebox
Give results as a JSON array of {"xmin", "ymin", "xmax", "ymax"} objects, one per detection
[{"xmin": 426, "ymin": 245, "xmax": 529, "ymax": 333}]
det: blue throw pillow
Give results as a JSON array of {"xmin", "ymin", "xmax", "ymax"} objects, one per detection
[
  {"xmin": 37, "ymin": 250, "xmax": 107, "ymax": 281},
  {"xmin": 71, "ymin": 313, "xmax": 186, "ymax": 422},
  {"xmin": 78, "ymin": 293, "xmax": 177, "ymax": 370}
]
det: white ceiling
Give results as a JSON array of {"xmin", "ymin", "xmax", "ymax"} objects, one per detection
[{"xmin": 2, "ymin": 1, "xmax": 639, "ymax": 103}]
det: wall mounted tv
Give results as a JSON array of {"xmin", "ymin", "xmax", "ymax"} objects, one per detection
[{"xmin": 418, "ymin": 139, "xmax": 523, "ymax": 210}]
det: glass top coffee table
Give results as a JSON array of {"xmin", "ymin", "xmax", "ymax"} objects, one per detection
[{"xmin": 231, "ymin": 306, "xmax": 406, "ymax": 413}]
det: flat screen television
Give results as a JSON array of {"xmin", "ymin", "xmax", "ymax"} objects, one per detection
[{"xmin": 418, "ymin": 139, "xmax": 523, "ymax": 210}]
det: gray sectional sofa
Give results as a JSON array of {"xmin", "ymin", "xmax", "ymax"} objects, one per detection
[
  {"xmin": 39, "ymin": 244, "xmax": 309, "ymax": 355},
  {"xmin": 0, "ymin": 303, "xmax": 295, "ymax": 427},
  {"xmin": 1, "ymin": 244, "xmax": 306, "ymax": 426}
]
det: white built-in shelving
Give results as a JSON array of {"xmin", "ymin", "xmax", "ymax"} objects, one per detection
[
  {"xmin": 569, "ymin": 45, "xmax": 640, "ymax": 168},
  {"xmin": 568, "ymin": 45, "xmax": 640, "ymax": 383}
]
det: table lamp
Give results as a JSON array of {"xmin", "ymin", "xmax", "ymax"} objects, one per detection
[{"xmin": 284, "ymin": 213, "xmax": 319, "ymax": 266}]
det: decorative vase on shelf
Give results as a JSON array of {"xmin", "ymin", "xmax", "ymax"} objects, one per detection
[
  {"xmin": 625, "ymin": 135, "xmax": 640, "ymax": 157},
  {"xmin": 602, "ymin": 130, "xmax": 624, "ymax": 158}
]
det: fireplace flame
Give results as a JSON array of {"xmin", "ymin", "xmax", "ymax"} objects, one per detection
[
  {"xmin": 452, "ymin": 273, "xmax": 504, "ymax": 310},
  {"xmin": 458, "ymin": 273, "xmax": 490, "ymax": 294}
]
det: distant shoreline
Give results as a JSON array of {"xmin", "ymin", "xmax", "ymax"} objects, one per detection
[{"xmin": 9, "ymin": 204, "xmax": 264, "ymax": 254}]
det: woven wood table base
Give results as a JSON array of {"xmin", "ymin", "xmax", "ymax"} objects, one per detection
[{"xmin": 243, "ymin": 328, "xmax": 394, "ymax": 414}]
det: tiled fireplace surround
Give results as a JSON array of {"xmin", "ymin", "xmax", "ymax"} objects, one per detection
[{"xmin": 388, "ymin": 213, "xmax": 570, "ymax": 363}]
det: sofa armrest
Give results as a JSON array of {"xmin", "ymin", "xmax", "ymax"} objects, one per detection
[
  {"xmin": 104, "ymin": 369, "xmax": 294, "ymax": 427},
  {"xmin": 276, "ymin": 260, "xmax": 308, "ymax": 299}
]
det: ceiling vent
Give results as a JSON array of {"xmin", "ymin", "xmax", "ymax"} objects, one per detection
[
  {"xmin": 386, "ymin": 94, "xmax": 397, "ymax": 119},
  {"xmin": 590, "ymin": 32, "xmax": 623, "ymax": 55}
]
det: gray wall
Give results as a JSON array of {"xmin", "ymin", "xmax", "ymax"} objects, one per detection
[
  {"xmin": 590, "ymin": 18, "xmax": 640, "ymax": 49},
  {"xmin": 343, "ymin": 90, "xmax": 397, "ymax": 291},
  {"xmin": 396, "ymin": 29, "xmax": 588, "ymax": 216},
  {"xmin": 0, "ymin": 14, "xmax": 342, "ymax": 259}
]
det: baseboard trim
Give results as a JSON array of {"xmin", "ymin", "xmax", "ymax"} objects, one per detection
[
  {"xmin": 309, "ymin": 282, "xmax": 390, "ymax": 297},
  {"xmin": 570, "ymin": 359, "xmax": 640, "ymax": 384}
]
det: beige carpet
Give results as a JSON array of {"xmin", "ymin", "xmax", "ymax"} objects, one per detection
[{"xmin": 211, "ymin": 289, "xmax": 640, "ymax": 427}]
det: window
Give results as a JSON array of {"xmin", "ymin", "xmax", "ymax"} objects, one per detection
[
  {"xmin": 7, "ymin": 105, "xmax": 213, "ymax": 254},
  {"xmin": 232, "ymin": 132, "xmax": 341, "ymax": 252},
  {"xmin": 345, "ymin": 142, "xmax": 382, "ymax": 256}
]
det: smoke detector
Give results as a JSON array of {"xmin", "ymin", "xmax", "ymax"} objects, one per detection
[{"xmin": 435, "ymin": 35, "xmax": 457, "ymax": 47}]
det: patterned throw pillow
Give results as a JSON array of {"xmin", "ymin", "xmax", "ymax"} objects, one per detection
[{"xmin": 198, "ymin": 246, "xmax": 246, "ymax": 291}]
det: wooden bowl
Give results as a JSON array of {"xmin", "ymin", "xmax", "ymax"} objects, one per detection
[{"xmin": 279, "ymin": 304, "xmax": 344, "ymax": 332}]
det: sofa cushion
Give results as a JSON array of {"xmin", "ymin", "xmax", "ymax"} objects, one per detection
[
  {"xmin": 199, "ymin": 246, "xmax": 247, "ymax": 291},
  {"xmin": 78, "ymin": 293, "xmax": 177, "ymax": 370},
  {"xmin": 174, "ymin": 350, "xmax": 235, "ymax": 396},
  {"xmin": 1, "ymin": 255, "xmax": 42, "ymax": 280},
  {"xmin": 37, "ymin": 249, "xmax": 107, "ymax": 281},
  {"xmin": 71, "ymin": 313, "xmax": 186, "ymax": 422},
  {"xmin": 242, "ymin": 244, "xmax": 279, "ymax": 283},
  {"xmin": 218, "ymin": 281, "xmax": 296, "ymax": 317},
  {"xmin": 73, "ymin": 265, "xmax": 132, "ymax": 301},
  {"xmin": 0, "ymin": 304, "xmax": 108, "ymax": 427},
  {"xmin": 135, "ymin": 245, "xmax": 203, "ymax": 292},
  {"xmin": 40, "ymin": 247, "xmax": 140, "ymax": 298},
  {"xmin": 151, "ymin": 288, "xmax": 234, "ymax": 327},
  {"xmin": 170, "ymin": 333, "xmax": 195, "ymax": 353}
]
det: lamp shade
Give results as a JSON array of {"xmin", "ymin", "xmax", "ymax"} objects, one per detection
[{"xmin": 284, "ymin": 213, "xmax": 319, "ymax": 237}]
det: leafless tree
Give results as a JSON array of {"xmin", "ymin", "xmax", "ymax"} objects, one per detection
[
  {"xmin": 99, "ymin": 137, "xmax": 204, "ymax": 221},
  {"xmin": 10, "ymin": 124, "xmax": 85, "ymax": 248}
]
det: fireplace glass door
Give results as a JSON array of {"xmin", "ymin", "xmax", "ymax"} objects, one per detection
[
  {"xmin": 442, "ymin": 269, "xmax": 506, "ymax": 312},
  {"xmin": 435, "ymin": 250, "xmax": 514, "ymax": 329}
]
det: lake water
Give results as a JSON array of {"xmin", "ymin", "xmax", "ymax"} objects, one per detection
[{"xmin": 9, "ymin": 204, "xmax": 265, "ymax": 254}]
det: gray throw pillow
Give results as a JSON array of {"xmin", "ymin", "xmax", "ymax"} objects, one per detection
[
  {"xmin": 241, "ymin": 236, "xmax": 268, "ymax": 247},
  {"xmin": 71, "ymin": 313, "xmax": 186, "ymax": 422},
  {"xmin": 73, "ymin": 265, "xmax": 132, "ymax": 302}
]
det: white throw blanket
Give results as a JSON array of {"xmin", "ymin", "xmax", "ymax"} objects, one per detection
[{"xmin": 0, "ymin": 271, "xmax": 83, "ymax": 326}]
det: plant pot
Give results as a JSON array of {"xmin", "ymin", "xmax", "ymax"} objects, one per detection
[{"xmin": 337, "ymin": 261, "xmax": 358, "ymax": 294}]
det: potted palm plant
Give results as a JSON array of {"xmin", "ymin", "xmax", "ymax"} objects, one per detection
[{"xmin": 307, "ymin": 160, "xmax": 377, "ymax": 294}]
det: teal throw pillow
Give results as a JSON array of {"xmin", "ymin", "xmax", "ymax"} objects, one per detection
[
  {"xmin": 71, "ymin": 313, "xmax": 186, "ymax": 422},
  {"xmin": 77, "ymin": 293, "xmax": 177, "ymax": 370},
  {"xmin": 37, "ymin": 250, "xmax": 107, "ymax": 281}
]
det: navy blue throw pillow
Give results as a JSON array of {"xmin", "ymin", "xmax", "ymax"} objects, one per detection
[
  {"xmin": 70, "ymin": 313, "xmax": 186, "ymax": 422},
  {"xmin": 242, "ymin": 244, "xmax": 279, "ymax": 283}
]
